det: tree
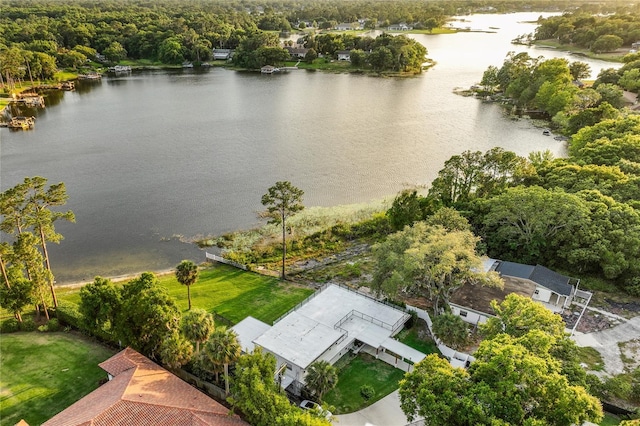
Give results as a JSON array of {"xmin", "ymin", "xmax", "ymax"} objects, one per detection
[
  {"xmin": 261, "ymin": 181, "xmax": 304, "ymax": 279},
  {"xmin": 23, "ymin": 177, "xmax": 75, "ymax": 308},
  {"xmin": 431, "ymin": 313, "xmax": 469, "ymax": 349},
  {"xmin": 78, "ymin": 276, "xmax": 121, "ymax": 337},
  {"xmin": 0, "ymin": 276, "xmax": 35, "ymax": 323},
  {"xmin": 569, "ymin": 61, "xmax": 591, "ymax": 81},
  {"xmin": 103, "ymin": 41, "xmax": 127, "ymax": 62},
  {"xmin": 305, "ymin": 360, "xmax": 338, "ymax": 402},
  {"xmin": 481, "ymin": 294, "xmax": 566, "ymax": 339},
  {"xmin": 200, "ymin": 326, "xmax": 241, "ymax": 395},
  {"xmin": 618, "ymin": 69, "xmax": 640, "ymax": 92},
  {"xmin": 159, "ymin": 331, "xmax": 193, "ymax": 369},
  {"xmin": 399, "ymin": 334, "xmax": 603, "ymax": 425},
  {"xmin": 175, "ymin": 260, "xmax": 198, "ymax": 310},
  {"xmin": 181, "ymin": 308, "xmax": 214, "ymax": 353},
  {"xmin": 591, "ymin": 35, "xmax": 623, "ymax": 53},
  {"xmin": 480, "ymin": 65, "xmax": 500, "ymax": 92},
  {"xmin": 115, "ymin": 272, "xmax": 182, "ymax": 359},
  {"xmin": 229, "ymin": 348, "xmax": 331, "ymax": 426},
  {"xmin": 478, "ymin": 186, "xmax": 591, "ymax": 266},
  {"xmin": 13, "ymin": 232, "xmax": 52, "ymax": 320},
  {"xmin": 386, "ymin": 189, "xmax": 432, "ymax": 231},
  {"xmin": 372, "ymin": 222, "xmax": 502, "ymax": 313}
]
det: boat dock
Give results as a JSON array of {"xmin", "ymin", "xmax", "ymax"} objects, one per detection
[
  {"xmin": 7, "ymin": 116, "xmax": 36, "ymax": 130},
  {"xmin": 13, "ymin": 93, "xmax": 46, "ymax": 108}
]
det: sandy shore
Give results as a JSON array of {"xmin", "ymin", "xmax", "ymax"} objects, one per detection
[{"xmin": 56, "ymin": 268, "xmax": 177, "ymax": 289}]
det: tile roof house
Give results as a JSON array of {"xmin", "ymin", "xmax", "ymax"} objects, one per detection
[{"xmin": 43, "ymin": 348, "xmax": 248, "ymax": 426}]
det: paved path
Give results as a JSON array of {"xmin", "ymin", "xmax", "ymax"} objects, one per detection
[
  {"xmin": 333, "ymin": 390, "xmax": 415, "ymax": 426},
  {"xmin": 573, "ymin": 315, "xmax": 640, "ymax": 375}
]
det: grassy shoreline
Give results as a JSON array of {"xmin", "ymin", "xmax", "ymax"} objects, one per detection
[{"xmin": 533, "ymin": 40, "xmax": 627, "ymax": 62}]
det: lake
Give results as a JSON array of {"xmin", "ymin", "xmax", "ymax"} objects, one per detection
[{"xmin": 0, "ymin": 12, "xmax": 615, "ymax": 284}]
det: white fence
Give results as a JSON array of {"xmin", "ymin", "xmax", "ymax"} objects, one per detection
[{"xmin": 406, "ymin": 304, "xmax": 475, "ymax": 369}]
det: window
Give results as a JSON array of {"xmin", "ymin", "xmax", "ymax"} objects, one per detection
[{"xmin": 460, "ymin": 310, "xmax": 468, "ymax": 317}]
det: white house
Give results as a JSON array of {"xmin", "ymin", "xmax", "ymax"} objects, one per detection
[
  {"xmin": 232, "ymin": 284, "xmax": 422, "ymax": 395},
  {"xmin": 388, "ymin": 23, "xmax": 413, "ymax": 31},
  {"xmin": 450, "ymin": 259, "xmax": 584, "ymax": 326},
  {"xmin": 336, "ymin": 50, "xmax": 351, "ymax": 61}
]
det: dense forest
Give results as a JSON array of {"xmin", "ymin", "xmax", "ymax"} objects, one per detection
[
  {"xmin": 0, "ymin": 0, "xmax": 636, "ymax": 78},
  {"xmin": 535, "ymin": 8, "xmax": 640, "ymax": 52}
]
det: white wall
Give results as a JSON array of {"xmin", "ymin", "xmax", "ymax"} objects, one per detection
[
  {"xmin": 532, "ymin": 286, "xmax": 553, "ymax": 304},
  {"xmin": 449, "ymin": 304, "xmax": 489, "ymax": 326}
]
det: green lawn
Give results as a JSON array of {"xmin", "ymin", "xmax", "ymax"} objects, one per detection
[
  {"xmin": 600, "ymin": 412, "xmax": 621, "ymax": 425},
  {"xmin": 0, "ymin": 332, "xmax": 115, "ymax": 426},
  {"xmin": 57, "ymin": 264, "xmax": 314, "ymax": 325},
  {"xmin": 395, "ymin": 324, "xmax": 440, "ymax": 355},
  {"xmin": 324, "ymin": 353, "xmax": 406, "ymax": 414}
]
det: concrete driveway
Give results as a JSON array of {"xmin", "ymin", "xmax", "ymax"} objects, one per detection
[
  {"xmin": 573, "ymin": 315, "xmax": 640, "ymax": 375},
  {"xmin": 333, "ymin": 390, "xmax": 418, "ymax": 426}
]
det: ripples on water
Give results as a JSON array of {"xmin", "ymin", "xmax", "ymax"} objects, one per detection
[{"xmin": 0, "ymin": 13, "xmax": 614, "ymax": 283}]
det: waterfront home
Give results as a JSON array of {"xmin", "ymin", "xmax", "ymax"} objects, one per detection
[
  {"xmin": 232, "ymin": 284, "xmax": 421, "ymax": 396},
  {"xmin": 43, "ymin": 348, "xmax": 248, "ymax": 426},
  {"xmin": 449, "ymin": 259, "xmax": 590, "ymax": 326},
  {"xmin": 285, "ymin": 47, "xmax": 309, "ymax": 59},
  {"xmin": 336, "ymin": 50, "xmax": 351, "ymax": 61}
]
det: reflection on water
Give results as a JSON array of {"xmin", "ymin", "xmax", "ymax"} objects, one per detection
[{"xmin": 0, "ymin": 13, "xmax": 615, "ymax": 284}]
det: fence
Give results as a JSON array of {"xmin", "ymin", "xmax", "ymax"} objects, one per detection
[
  {"xmin": 205, "ymin": 252, "xmax": 247, "ymax": 270},
  {"xmin": 405, "ymin": 303, "xmax": 475, "ymax": 368}
]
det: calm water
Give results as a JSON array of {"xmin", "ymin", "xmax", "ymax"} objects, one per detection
[{"xmin": 0, "ymin": 13, "xmax": 614, "ymax": 284}]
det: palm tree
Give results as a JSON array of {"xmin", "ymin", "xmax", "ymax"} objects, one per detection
[
  {"xmin": 305, "ymin": 360, "xmax": 338, "ymax": 402},
  {"xmin": 181, "ymin": 308, "xmax": 215, "ymax": 353},
  {"xmin": 175, "ymin": 260, "xmax": 198, "ymax": 310},
  {"xmin": 201, "ymin": 326, "xmax": 241, "ymax": 395}
]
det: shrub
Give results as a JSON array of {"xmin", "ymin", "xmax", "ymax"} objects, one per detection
[
  {"xmin": 55, "ymin": 301, "xmax": 83, "ymax": 330},
  {"xmin": 404, "ymin": 309, "xmax": 418, "ymax": 329},
  {"xmin": 47, "ymin": 318, "xmax": 60, "ymax": 332},
  {"xmin": 360, "ymin": 384, "xmax": 375, "ymax": 400},
  {"xmin": 0, "ymin": 318, "xmax": 20, "ymax": 333},
  {"xmin": 20, "ymin": 317, "xmax": 37, "ymax": 332}
]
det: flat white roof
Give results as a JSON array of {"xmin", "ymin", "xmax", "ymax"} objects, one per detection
[
  {"xmin": 297, "ymin": 285, "xmax": 407, "ymax": 329},
  {"xmin": 232, "ymin": 317, "xmax": 271, "ymax": 353},
  {"xmin": 254, "ymin": 285, "xmax": 409, "ymax": 369},
  {"xmin": 254, "ymin": 311, "xmax": 344, "ymax": 369}
]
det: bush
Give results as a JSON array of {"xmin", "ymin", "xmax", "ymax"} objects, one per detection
[
  {"xmin": 20, "ymin": 317, "xmax": 38, "ymax": 332},
  {"xmin": 405, "ymin": 309, "xmax": 418, "ymax": 329},
  {"xmin": 42, "ymin": 318, "xmax": 60, "ymax": 332},
  {"xmin": 55, "ymin": 301, "xmax": 83, "ymax": 330},
  {"xmin": 360, "ymin": 384, "xmax": 375, "ymax": 400},
  {"xmin": 0, "ymin": 318, "xmax": 20, "ymax": 333}
]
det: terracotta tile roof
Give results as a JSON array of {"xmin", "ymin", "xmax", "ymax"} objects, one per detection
[{"xmin": 43, "ymin": 348, "xmax": 248, "ymax": 426}]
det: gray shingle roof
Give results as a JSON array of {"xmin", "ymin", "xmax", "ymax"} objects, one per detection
[{"xmin": 495, "ymin": 261, "xmax": 574, "ymax": 296}]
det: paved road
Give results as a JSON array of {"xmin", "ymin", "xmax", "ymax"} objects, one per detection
[
  {"xmin": 333, "ymin": 390, "xmax": 418, "ymax": 426},
  {"xmin": 573, "ymin": 315, "xmax": 640, "ymax": 375}
]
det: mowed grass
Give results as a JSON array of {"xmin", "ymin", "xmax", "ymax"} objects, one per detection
[
  {"xmin": 0, "ymin": 332, "xmax": 115, "ymax": 426},
  {"xmin": 158, "ymin": 265, "xmax": 314, "ymax": 324},
  {"xmin": 57, "ymin": 264, "xmax": 314, "ymax": 325},
  {"xmin": 324, "ymin": 353, "xmax": 405, "ymax": 414}
]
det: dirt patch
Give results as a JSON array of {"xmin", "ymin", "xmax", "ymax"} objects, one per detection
[
  {"xmin": 619, "ymin": 339, "xmax": 640, "ymax": 371},
  {"xmin": 604, "ymin": 299, "xmax": 640, "ymax": 315},
  {"xmin": 563, "ymin": 308, "xmax": 623, "ymax": 333}
]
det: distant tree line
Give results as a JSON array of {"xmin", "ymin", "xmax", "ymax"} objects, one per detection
[
  {"xmin": 534, "ymin": 7, "xmax": 640, "ymax": 52},
  {"xmin": 480, "ymin": 51, "xmax": 640, "ymax": 134},
  {"xmin": 304, "ymin": 32, "xmax": 428, "ymax": 73}
]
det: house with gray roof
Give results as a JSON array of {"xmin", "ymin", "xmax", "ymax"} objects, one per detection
[
  {"xmin": 232, "ymin": 284, "xmax": 421, "ymax": 395},
  {"xmin": 449, "ymin": 259, "xmax": 585, "ymax": 326}
]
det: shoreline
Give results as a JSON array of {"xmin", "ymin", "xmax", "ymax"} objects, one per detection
[{"xmin": 55, "ymin": 268, "xmax": 177, "ymax": 289}]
